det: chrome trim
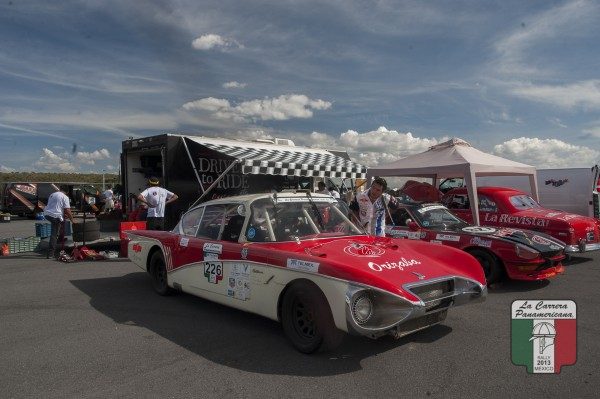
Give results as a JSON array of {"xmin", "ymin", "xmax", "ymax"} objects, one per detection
[
  {"xmin": 564, "ymin": 242, "xmax": 600, "ymax": 253},
  {"xmin": 344, "ymin": 275, "xmax": 487, "ymax": 339}
]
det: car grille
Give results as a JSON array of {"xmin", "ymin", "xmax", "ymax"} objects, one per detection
[{"xmin": 409, "ymin": 279, "xmax": 454, "ymax": 312}]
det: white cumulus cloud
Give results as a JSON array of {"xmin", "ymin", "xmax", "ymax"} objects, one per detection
[
  {"xmin": 493, "ymin": 137, "xmax": 600, "ymax": 168},
  {"xmin": 34, "ymin": 148, "xmax": 75, "ymax": 172},
  {"xmin": 182, "ymin": 94, "xmax": 332, "ymax": 122},
  {"xmin": 222, "ymin": 81, "xmax": 247, "ymax": 89},
  {"xmin": 292, "ymin": 126, "xmax": 445, "ymax": 167},
  {"xmin": 191, "ymin": 34, "xmax": 242, "ymax": 51},
  {"xmin": 75, "ymin": 148, "xmax": 111, "ymax": 165}
]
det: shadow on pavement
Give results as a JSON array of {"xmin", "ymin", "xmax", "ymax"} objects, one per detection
[
  {"xmin": 488, "ymin": 279, "xmax": 551, "ymax": 293},
  {"xmin": 562, "ymin": 255, "xmax": 593, "ymax": 266},
  {"xmin": 71, "ymin": 272, "xmax": 452, "ymax": 376}
]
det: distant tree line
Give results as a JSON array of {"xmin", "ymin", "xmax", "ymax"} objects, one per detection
[{"xmin": 0, "ymin": 172, "xmax": 119, "ymax": 184}]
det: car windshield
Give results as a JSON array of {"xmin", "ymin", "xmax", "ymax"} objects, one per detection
[
  {"xmin": 509, "ymin": 195, "xmax": 541, "ymax": 210},
  {"xmin": 411, "ymin": 205, "xmax": 468, "ymax": 228},
  {"xmin": 247, "ymin": 196, "xmax": 363, "ymax": 242}
]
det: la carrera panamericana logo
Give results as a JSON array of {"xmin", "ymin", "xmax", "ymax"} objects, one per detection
[
  {"xmin": 511, "ymin": 300, "xmax": 577, "ymax": 374},
  {"xmin": 343, "ymin": 243, "xmax": 385, "ymax": 257}
]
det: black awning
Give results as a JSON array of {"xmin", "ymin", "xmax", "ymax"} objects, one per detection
[{"xmin": 186, "ymin": 137, "xmax": 366, "ymax": 179}]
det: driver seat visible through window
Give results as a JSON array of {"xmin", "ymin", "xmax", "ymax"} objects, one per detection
[{"xmin": 221, "ymin": 215, "xmax": 245, "ymax": 242}]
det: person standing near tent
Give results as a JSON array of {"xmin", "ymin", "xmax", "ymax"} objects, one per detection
[
  {"xmin": 349, "ymin": 177, "xmax": 398, "ymax": 236},
  {"xmin": 137, "ymin": 177, "xmax": 178, "ymax": 230},
  {"xmin": 102, "ymin": 185, "xmax": 114, "ymax": 212},
  {"xmin": 43, "ymin": 186, "xmax": 75, "ymax": 259}
]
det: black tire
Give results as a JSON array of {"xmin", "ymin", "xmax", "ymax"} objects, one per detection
[
  {"xmin": 72, "ymin": 230, "xmax": 100, "ymax": 242},
  {"xmin": 281, "ymin": 281, "xmax": 343, "ymax": 353},
  {"xmin": 469, "ymin": 248, "xmax": 503, "ymax": 284},
  {"xmin": 73, "ymin": 220, "xmax": 100, "ymax": 233},
  {"xmin": 149, "ymin": 251, "xmax": 173, "ymax": 296}
]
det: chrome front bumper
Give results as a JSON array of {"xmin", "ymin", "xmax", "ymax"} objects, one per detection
[
  {"xmin": 564, "ymin": 242, "xmax": 600, "ymax": 253},
  {"xmin": 345, "ymin": 277, "xmax": 487, "ymax": 339}
]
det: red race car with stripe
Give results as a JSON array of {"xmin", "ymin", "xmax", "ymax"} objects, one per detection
[
  {"xmin": 125, "ymin": 192, "xmax": 486, "ymax": 353},
  {"xmin": 385, "ymin": 202, "xmax": 566, "ymax": 284},
  {"xmin": 442, "ymin": 187, "xmax": 600, "ymax": 254}
]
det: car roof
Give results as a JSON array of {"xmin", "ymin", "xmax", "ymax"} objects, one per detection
[
  {"xmin": 447, "ymin": 186, "xmax": 526, "ymax": 195},
  {"xmin": 190, "ymin": 192, "xmax": 335, "ymax": 210}
]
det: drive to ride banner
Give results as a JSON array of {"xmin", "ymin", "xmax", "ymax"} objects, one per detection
[{"xmin": 511, "ymin": 300, "xmax": 576, "ymax": 374}]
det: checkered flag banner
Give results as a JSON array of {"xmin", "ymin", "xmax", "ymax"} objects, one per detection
[{"xmin": 201, "ymin": 142, "xmax": 366, "ymax": 179}]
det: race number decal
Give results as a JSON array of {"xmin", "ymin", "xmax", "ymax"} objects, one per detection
[{"xmin": 204, "ymin": 261, "xmax": 224, "ymax": 284}]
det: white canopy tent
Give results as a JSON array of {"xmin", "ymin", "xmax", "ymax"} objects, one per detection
[{"xmin": 366, "ymin": 138, "xmax": 538, "ymax": 225}]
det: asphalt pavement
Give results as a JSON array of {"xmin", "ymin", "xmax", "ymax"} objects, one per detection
[{"xmin": 1, "ymin": 220, "xmax": 599, "ymax": 398}]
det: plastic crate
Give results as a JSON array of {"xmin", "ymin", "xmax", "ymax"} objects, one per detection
[
  {"xmin": 5, "ymin": 236, "xmax": 41, "ymax": 254},
  {"xmin": 35, "ymin": 223, "xmax": 52, "ymax": 238}
]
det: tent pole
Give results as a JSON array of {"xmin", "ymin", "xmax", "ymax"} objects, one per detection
[
  {"xmin": 529, "ymin": 173, "xmax": 539, "ymax": 202},
  {"xmin": 465, "ymin": 169, "xmax": 480, "ymax": 225}
]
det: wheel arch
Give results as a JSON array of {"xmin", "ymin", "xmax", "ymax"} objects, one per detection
[
  {"xmin": 146, "ymin": 245, "xmax": 163, "ymax": 272},
  {"xmin": 276, "ymin": 278, "xmax": 331, "ymax": 322}
]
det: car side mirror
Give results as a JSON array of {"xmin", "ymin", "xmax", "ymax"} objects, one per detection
[{"xmin": 407, "ymin": 221, "xmax": 419, "ymax": 231}]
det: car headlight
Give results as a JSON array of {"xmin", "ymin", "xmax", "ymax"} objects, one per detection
[
  {"xmin": 351, "ymin": 294, "xmax": 373, "ymax": 325},
  {"xmin": 346, "ymin": 286, "xmax": 414, "ymax": 330},
  {"xmin": 515, "ymin": 243, "xmax": 540, "ymax": 260}
]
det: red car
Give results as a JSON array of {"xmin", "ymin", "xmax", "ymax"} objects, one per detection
[
  {"xmin": 442, "ymin": 187, "xmax": 600, "ymax": 254},
  {"xmin": 125, "ymin": 192, "xmax": 486, "ymax": 353},
  {"xmin": 385, "ymin": 202, "xmax": 566, "ymax": 283}
]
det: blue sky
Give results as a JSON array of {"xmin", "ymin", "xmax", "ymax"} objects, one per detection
[{"xmin": 1, "ymin": 0, "xmax": 599, "ymax": 172}]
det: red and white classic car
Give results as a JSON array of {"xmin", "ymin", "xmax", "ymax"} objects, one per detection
[
  {"xmin": 442, "ymin": 187, "xmax": 600, "ymax": 254},
  {"xmin": 126, "ymin": 192, "xmax": 486, "ymax": 353},
  {"xmin": 385, "ymin": 202, "xmax": 566, "ymax": 283}
]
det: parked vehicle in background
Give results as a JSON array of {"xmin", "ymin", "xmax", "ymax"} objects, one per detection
[
  {"xmin": 121, "ymin": 134, "xmax": 365, "ymax": 230},
  {"xmin": 385, "ymin": 201, "xmax": 566, "ymax": 283},
  {"xmin": 442, "ymin": 186, "xmax": 600, "ymax": 254},
  {"xmin": 0, "ymin": 182, "xmax": 101, "ymax": 216},
  {"xmin": 125, "ymin": 191, "xmax": 486, "ymax": 353},
  {"xmin": 441, "ymin": 165, "xmax": 600, "ymax": 219}
]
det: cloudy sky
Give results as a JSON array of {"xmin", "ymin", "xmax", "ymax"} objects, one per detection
[{"xmin": 1, "ymin": 0, "xmax": 600, "ymax": 173}]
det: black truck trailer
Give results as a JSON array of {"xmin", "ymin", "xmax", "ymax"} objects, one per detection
[{"xmin": 121, "ymin": 134, "xmax": 366, "ymax": 229}]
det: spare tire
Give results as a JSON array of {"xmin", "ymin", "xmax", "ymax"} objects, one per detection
[{"xmin": 73, "ymin": 230, "xmax": 100, "ymax": 242}]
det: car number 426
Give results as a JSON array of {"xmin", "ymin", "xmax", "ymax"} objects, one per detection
[{"xmin": 204, "ymin": 261, "xmax": 223, "ymax": 284}]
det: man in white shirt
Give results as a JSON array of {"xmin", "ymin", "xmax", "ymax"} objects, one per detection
[
  {"xmin": 349, "ymin": 177, "xmax": 399, "ymax": 237},
  {"xmin": 329, "ymin": 185, "xmax": 341, "ymax": 199},
  {"xmin": 137, "ymin": 177, "xmax": 178, "ymax": 230},
  {"xmin": 43, "ymin": 187, "xmax": 75, "ymax": 259},
  {"xmin": 102, "ymin": 185, "xmax": 114, "ymax": 212}
]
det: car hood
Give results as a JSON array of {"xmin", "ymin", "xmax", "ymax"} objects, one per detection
[
  {"xmin": 442, "ymin": 225, "xmax": 565, "ymax": 254},
  {"xmin": 265, "ymin": 236, "xmax": 485, "ymax": 301}
]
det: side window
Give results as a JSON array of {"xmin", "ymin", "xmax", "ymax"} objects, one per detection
[
  {"xmin": 478, "ymin": 195, "xmax": 497, "ymax": 212},
  {"xmin": 197, "ymin": 205, "xmax": 226, "ymax": 240},
  {"xmin": 220, "ymin": 205, "xmax": 246, "ymax": 242},
  {"xmin": 180, "ymin": 208, "xmax": 204, "ymax": 236},
  {"xmin": 391, "ymin": 209, "xmax": 412, "ymax": 226},
  {"xmin": 447, "ymin": 194, "xmax": 470, "ymax": 210}
]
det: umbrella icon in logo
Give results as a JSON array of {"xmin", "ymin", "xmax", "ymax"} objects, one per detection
[{"xmin": 529, "ymin": 322, "xmax": 556, "ymax": 354}]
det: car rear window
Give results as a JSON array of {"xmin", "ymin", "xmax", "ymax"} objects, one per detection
[{"xmin": 509, "ymin": 195, "xmax": 540, "ymax": 210}]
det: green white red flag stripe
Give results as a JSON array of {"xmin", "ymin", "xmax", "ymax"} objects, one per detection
[{"xmin": 511, "ymin": 300, "xmax": 576, "ymax": 374}]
